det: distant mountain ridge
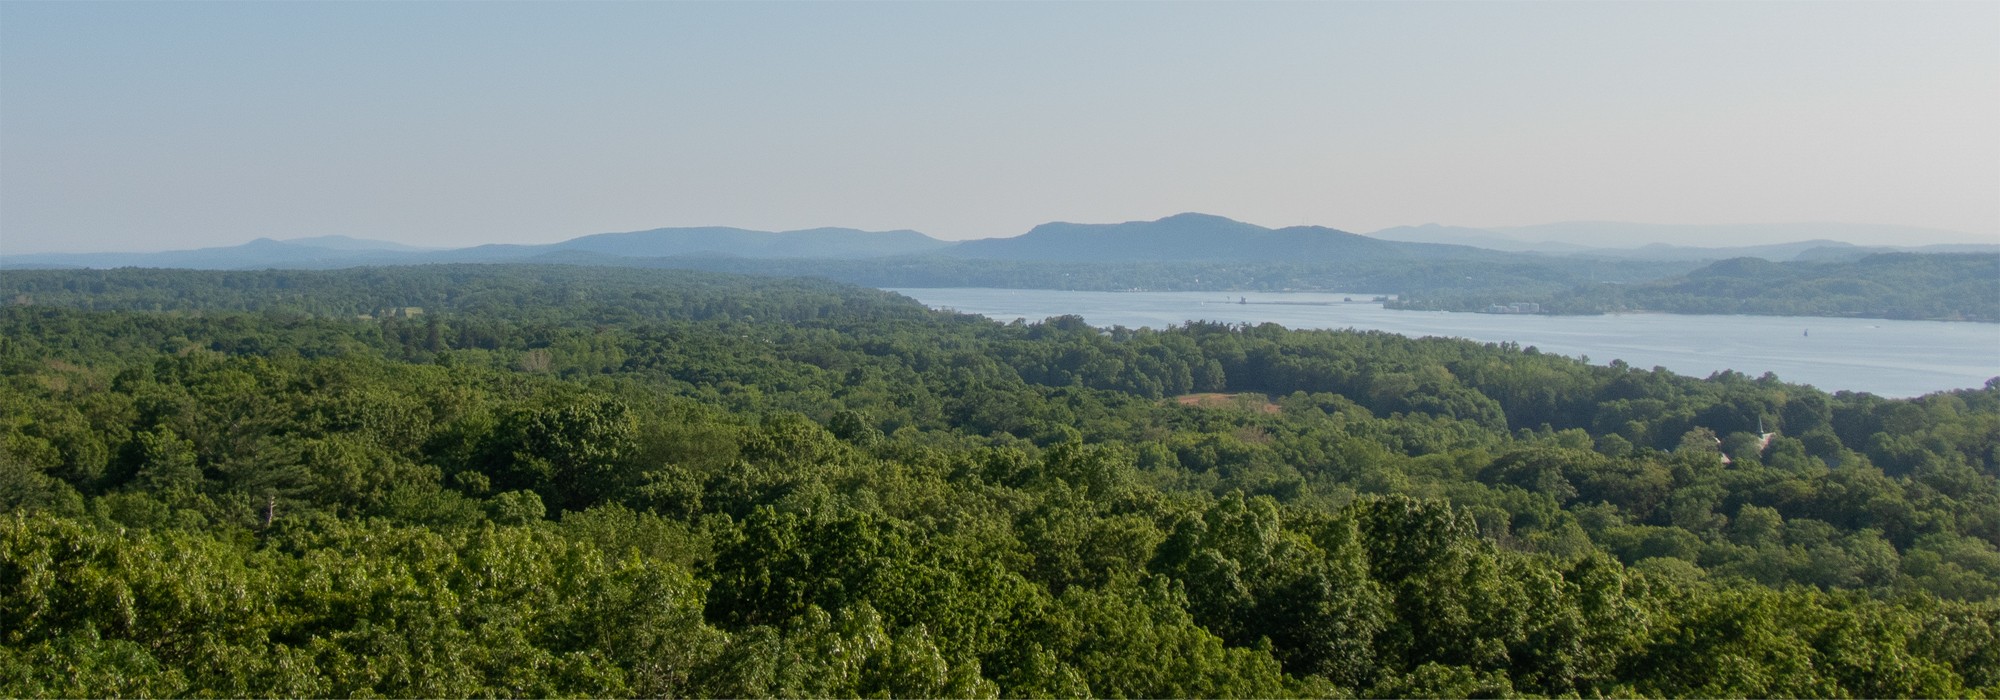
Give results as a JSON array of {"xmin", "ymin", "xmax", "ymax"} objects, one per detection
[
  {"xmin": 283, "ymin": 235, "xmax": 438, "ymax": 252},
  {"xmin": 5, "ymin": 213, "xmax": 1995, "ymax": 270},
  {"xmin": 944, "ymin": 213, "xmax": 1471, "ymax": 263},
  {"xmin": 1366, "ymin": 224, "xmax": 1594, "ymax": 254},
  {"xmin": 1367, "ymin": 222, "xmax": 1999, "ymax": 262},
  {"xmin": 1490, "ymin": 220, "xmax": 1994, "ymax": 249},
  {"xmin": 3, "ymin": 226, "xmax": 955, "ymax": 269},
  {"xmin": 496, "ymin": 226, "xmax": 949, "ymax": 260},
  {"xmin": 5, "ymin": 237, "xmax": 420, "ymax": 270}
]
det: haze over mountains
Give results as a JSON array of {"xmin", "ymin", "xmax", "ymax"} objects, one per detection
[
  {"xmin": 3, "ymin": 214, "xmax": 1992, "ymax": 270},
  {"xmin": 1372, "ymin": 222, "xmax": 1998, "ymax": 260},
  {"xmin": 1492, "ymin": 221, "xmax": 1997, "ymax": 250}
]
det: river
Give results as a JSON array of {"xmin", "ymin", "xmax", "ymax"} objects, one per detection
[{"xmin": 887, "ymin": 288, "xmax": 2000, "ymax": 398}]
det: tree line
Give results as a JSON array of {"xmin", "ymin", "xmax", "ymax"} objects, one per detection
[{"xmin": 1392, "ymin": 253, "xmax": 2000, "ymax": 322}]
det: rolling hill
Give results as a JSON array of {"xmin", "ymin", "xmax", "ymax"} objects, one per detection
[{"xmin": 946, "ymin": 213, "xmax": 1495, "ymax": 263}]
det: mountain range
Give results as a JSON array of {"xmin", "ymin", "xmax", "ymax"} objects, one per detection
[
  {"xmin": 941, "ymin": 213, "xmax": 1488, "ymax": 263},
  {"xmin": 4, "ymin": 215, "xmax": 1993, "ymax": 270},
  {"xmin": 1368, "ymin": 222, "xmax": 1997, "ymax": 261}
]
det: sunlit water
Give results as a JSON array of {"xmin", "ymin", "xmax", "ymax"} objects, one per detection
[{"xmin": 888, "ymin": 288, "xmax": 2000, "ymax": 398}]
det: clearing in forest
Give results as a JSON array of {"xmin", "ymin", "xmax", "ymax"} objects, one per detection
[{"xmin": 1171, "ymin": 392, "xmax": 1282, "ymax": 414}]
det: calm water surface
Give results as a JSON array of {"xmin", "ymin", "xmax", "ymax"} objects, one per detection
[{"xmin": 889, "ymin": 288, "xmax": 2000, "ymax": 398}]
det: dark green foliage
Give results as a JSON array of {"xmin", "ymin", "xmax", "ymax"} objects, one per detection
[
  {"xmin": 1, "ymin": 265, "xmax": 1996, "ymax": 697},
  {"xmin": 1397, "ymin": 252, "xmax": 2000, "ymax": 322}
]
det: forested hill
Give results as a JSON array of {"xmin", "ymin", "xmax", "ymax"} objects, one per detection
[
  {"xmin": 944, "ymin": 212, "xmax": 1490, "ymax": 263},
  {"xmin": 1396, "ymin": 252, "xmax": 2000, "ymax": 322},
  {"xmin": 1594, "ymin": 253, "xmax": 2000, "ymax": 321},
  {"xmin": 4, "ymin": 265, "xmax": 1999, "ymax": 697}
]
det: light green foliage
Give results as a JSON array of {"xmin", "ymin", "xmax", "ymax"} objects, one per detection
[
  {"xmin": 0, "ymin": 265, "xmax": 1995, "ymax": 697},
  {"xmin": 1, "ymin": 512, "xmax": 719, "ymax": 697},
  {"xmin": 693, "ymin": 605, "xmax": 998, "ymax": 699}
]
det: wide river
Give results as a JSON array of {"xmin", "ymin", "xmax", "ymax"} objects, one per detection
[{"xmin": 888, "ymin": 288, "xmax": 2000, "ymax": 399}]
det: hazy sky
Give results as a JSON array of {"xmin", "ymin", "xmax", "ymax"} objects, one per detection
[{"xmin": 3, "ymin": 1, "xmax": 1997, "ymax": 254}]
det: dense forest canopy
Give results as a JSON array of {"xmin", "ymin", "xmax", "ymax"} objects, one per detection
[
  {"xmin": 3, "ymin": 265, "xmax": 1998, "ymax": 697},
  {"xmin": 2, "ymin": 251, "xmax": 1693, "ymax": 303}
]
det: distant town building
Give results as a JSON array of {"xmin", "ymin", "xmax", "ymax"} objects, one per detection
[
  {"xmin": 368, "ymin": 306, "xmax": 425, "ymax": 319},
  {"xmin": 1481, "ymin": 302, "xmax": 1542, "ymax": 314}
]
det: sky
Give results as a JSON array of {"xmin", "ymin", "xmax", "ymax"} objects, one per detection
[{"xmin": 2, "ymin": 1, "xmax": 1997, "ymax": 254}]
